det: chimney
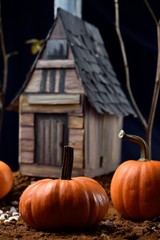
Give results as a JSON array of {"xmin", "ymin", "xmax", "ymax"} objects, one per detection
[{"xmin": 54, "ymin": 0, "xmax": 82, "ymax": 18}]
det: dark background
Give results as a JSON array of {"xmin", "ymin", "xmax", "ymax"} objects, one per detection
[{"xmin": 1, "ymin": 0, "xmax": 160, "ymax": 170}]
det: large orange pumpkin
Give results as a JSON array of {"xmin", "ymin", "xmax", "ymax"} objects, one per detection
[
  {"xmin": 110, "ymin": 130, "xmax": 160, "ymax": 220},
  {"xmin": 19, "ymin": 146, "xmax": 109, "ymax": 230},
  {"xmin": 0, "ymin": 161, "xmax": 13, "ymax": 199}
]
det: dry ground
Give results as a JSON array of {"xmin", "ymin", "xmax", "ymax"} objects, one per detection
[{"xmin": 0, "ymin": 172, "xmax": 160, "ymax": 240}]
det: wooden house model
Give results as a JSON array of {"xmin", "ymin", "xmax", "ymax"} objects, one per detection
[{"xmin": 9, "ymin": 8, "xmax": 135, "ymax": 178}]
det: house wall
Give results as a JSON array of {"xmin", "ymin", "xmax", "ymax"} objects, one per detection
[
  {"xmin": 19, "ymin": 94, "xmax": 123, "ymax": 178},
  {"xmin": 19, "ymin": 112, "xmax": 35, "ymax": 164},
  {"xmin": 18, "ymin": 94, "xmax": 85, "ymax": 177},
  {"xmin": 68, "ymin": 114, "xmax": 84, "ymax": 168},
  {"xmin": 84, "ymin": 102, "xmax": 123, "ymax": 177}
]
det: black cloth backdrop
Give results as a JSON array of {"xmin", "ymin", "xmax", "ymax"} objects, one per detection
[{"xmin": 0, "ymin": 0, "xmax": 160, "ymax": 170}]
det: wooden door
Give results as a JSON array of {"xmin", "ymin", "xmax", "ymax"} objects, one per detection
[{"xmin": 35, "ymin": 114, "xmax": 68, "ymax": 166}]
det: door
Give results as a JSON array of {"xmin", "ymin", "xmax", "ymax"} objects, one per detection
[{"xmin": 35, "ymin": 113, "xmax": 68, "ymax": 166}]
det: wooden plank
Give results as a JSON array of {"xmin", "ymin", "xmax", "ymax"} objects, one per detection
[
  {"xmin": 50, "ymin": 119, "xmax": 56, "ymax": 165},
  {"xmin": 36, "ymin": 118, "xmax": 44, "ymax": 164},
  {"xmin": 102, "ymin": 114, "xmax": 122, "ymax": 168},
  {"xmin": 56, "ymin": 120, "xmax": 63, "ymax": 166},
  {"xmin": 73, "ymin": 149, "xmax": 83, "ymax": 168},
  {"xmin": 28, "ymin": 94, "xmax": 80, "ymax": 105},
  {"xmin": 25, "ymin": 70, "xmax": 42, "ymax": 93},
  {"xmin": 50, "ymin": 18, "xmax": 66, "ymax": 39},
  {"xmin": 69, "ymin": 129, "xmax": 84, "ymax": 149},
  {"xmin": 68, "ymin": 46, "xmax": 74, "ymax": 59},
  {"xmin": 68, "ymin": 116, "xmax": 84, "ymax": 128},
  {"xmin": 65, "ymin": 70, "xmax": 84, "ymax": 93},
  {"xmin": 20, "ymin": 113, "xmax": 34, "ymax": 126},
  {"xmin": 19, "ymin": 163, "xmax": 84, "ymax": 178},
  {"xmin": 85, "ymin": 110, "xmax": 122, "ymax": 171},
  {"xmin": 20, "ymin": 126, "xmax": 34, "ymax": 140},
  {"xmin": 84, "ymin": 105, "xmax": 103, "ymax": 169},
  {"xmin": 36, "ymin": 59, "xmax": 75, "ymax": 69},
  {"xmin": 21, "ymin": 103, "xmax": 82, "ymax": 113},
  {"xmin": 19, "ymin": 162, "xmax": 118, "ymax": 178},
  {"xmin": 20, "ymin": 139, "xmax": 34, "ymax": 152},
  {"xmin": 86, "ymin": 107, "xmax": 96, "ymax": 168},
  {"xmin": 26, "ymin": 69, "xmax": 67, "ymax": 94},
  {"xmin": 84, "ymin": 166, "xmax": 118, "ymax": 178},
  {"xmin": 44, "ymin": 119, "xmax": 51, "ymax": 165},
  {"xmin": 20, "ymin": 95, "xmax": 82, "ymax": 113},
  {"xmin": 19, "ymin": 151, "xmax": 34, "ymax": 164},
  {"xmin": 35, "ymin": 114, "xmax": 68, "ymax": 166}
]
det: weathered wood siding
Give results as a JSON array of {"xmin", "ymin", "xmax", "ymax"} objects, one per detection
[
  {"xmin": 69, "ymin": 119, "xmax": 84, "ymax": 168},
  {"xmin": 35, "ymin": 114, "xmax": 68, "ymax": 166},
  {"xmin": 101, "ymin": 114, "xmax": 123, "ymax": 172},
  {"xmin": 19, "ymin": 95, "xmax": 82, "ymax": 114},
  {"xmin": 19, "ymin": 94, "xmax": 85, "ymax": 173},
  {"xmin": 19, "ymin": 113, "xmax": 35, "ymax": 164},
  {"xmin": 85, "ymin": 103, "xmax": 123, "ymax": 175},
  {"xmin": 25, "ymin": 68, "xmax": 83, "ymax": 94}
]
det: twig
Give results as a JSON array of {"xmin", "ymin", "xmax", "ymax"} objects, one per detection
[
  {"xmin": 114, "ymin": 0, "xmax": 147, "ymax": 129},
  {"xmin": 114, "ymin": 0, "xmax": 160, "ymax": 158},
  {"xmin": 146, "ymin": 23, "xmax": 160, "ymax": 156},
  {"xmin": 0, "ymin": 0, "xmax": 18, "ymax": 138},
  {"xmin": 144, "ymin": 0, "xmax": 160, "ymax": 158},
  {"xmin": 0, "ymin": 0, "xmax": 6, "ymax": 134},
  {"xmin": 144, "ymin": 0, "xmax": 158, "ymax": 25}
]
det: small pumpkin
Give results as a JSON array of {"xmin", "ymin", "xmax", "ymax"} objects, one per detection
[
  {"xmin": 110, "ymin": 130, "xmax": 160, "ymax": 220},
  {"xmin": 19, "ymin": 146, "xmax": 109, "ymax": 230},
  {"xmin": 0, "ymin": 161, "xmax": 13, "ymax": 199}
]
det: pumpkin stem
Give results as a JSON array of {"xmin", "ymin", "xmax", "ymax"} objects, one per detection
[
  {"xmin": 118, "ymin": 130, "xmax": 149, "ymax": 161},
  {"xmin": 61, "ymin": 146, "xmax": 74, "ymax": 180}
]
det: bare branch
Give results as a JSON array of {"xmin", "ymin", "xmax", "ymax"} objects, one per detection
[
  {"xmin": 146, "ymin": 23, "xmax": 160, "ymax": 157},
  {"xmin": 0, "ymin": 0, "xmax": 8, "ymax": 99},
  {"xmin": 114, "ymin": 0, "xmax": 160, "ymax": 158},
  {"xmin": 114, "ymin": 0, "xmax": 147, "ymax": 129},
  {"xmin": 144, "ymin": 0, "xmax": 158, "ymax": 25}
]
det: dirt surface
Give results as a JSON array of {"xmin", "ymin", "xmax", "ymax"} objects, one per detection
[{"xmin": 0, "ymin": 172, "xmax": 160, "ymax": 240}]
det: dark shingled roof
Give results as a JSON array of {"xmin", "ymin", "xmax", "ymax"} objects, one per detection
[{"xmin": 58, "ymin": 8, "xmax": 136, "ymax": 116}]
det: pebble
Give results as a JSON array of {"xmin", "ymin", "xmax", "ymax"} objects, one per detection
[
  {"xmin": 11, "ymin": 200, "xmax": 19, "ymax": 207},
  {"xmin": 0, "ymin": 205, "xmax": 20, "ymax": 224},
  {"xmin": 10, "ymin": 206, "xmax": 17, "ymax": 213}
]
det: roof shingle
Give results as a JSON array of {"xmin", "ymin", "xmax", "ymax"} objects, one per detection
[{"xmin": 58, "ymin": 8, "xmax": 135, "ymax": 116}]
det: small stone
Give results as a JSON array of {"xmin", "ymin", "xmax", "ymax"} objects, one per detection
[
  {"xmin": 8, "ymin": 216, "xmax": 19, "ymax": 222},
  {"xmin": 12, "ymin": 212, "xmax": 19, "ymax": 216},
  {"xmin": 10, "ymin": 207, "xmax": 17, "ymax": 213},
  {"xmin": 30, "ymin": 181, "xmax": 36, "ymax": 185},
  {"xmin": 11, "ymin": 200, "xmax": 19, "ymax": 206},
  {"xmin": 0, "ymin": 214, "xmax": 9, "ymax": 220},
  {"xmin": 3, "ymin": 219, "xmax": 9, "ymax": 223},
  {"xmin": 0, "ymin": 210, "xmax": 3, "ymax": 214}
]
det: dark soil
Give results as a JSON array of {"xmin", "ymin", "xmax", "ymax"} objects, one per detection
[{"xmin": 0, "ymin": 172, "xmax": 160, "ymax": 240}]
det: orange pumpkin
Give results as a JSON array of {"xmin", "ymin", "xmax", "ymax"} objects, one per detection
[
  {"xmin": 19, "ymin": 146, "xmax": 109, "ymax": 230},
  {"xmin": 0, "ymin": 161, "xmax": 13, "ymax": 199},
  {"xmin": 110, "ymin": 130, "xmax": 160, "ymax": 220}
]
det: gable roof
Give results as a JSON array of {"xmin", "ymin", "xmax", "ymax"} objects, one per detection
[
  {"xmin": 8, "ymin": 8, "xmax": 136, "ymax": 117},
  {"xmin": 58, "ymin": 8, "xmax": 135, "ymax": 116}
]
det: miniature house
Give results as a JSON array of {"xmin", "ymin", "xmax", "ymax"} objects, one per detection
[{"xmin": 9, "ymin": 8, "xmax": 135, "ymax": 178}]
